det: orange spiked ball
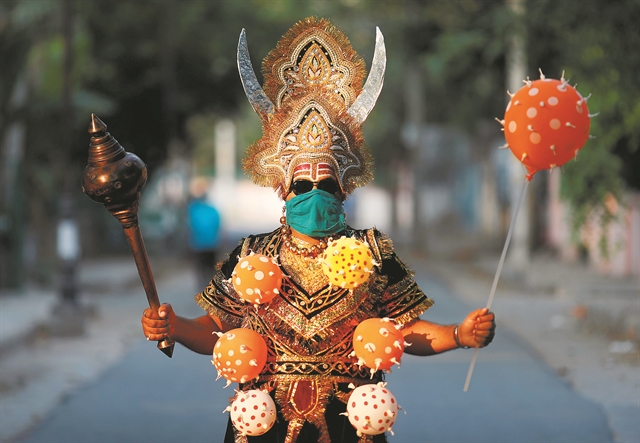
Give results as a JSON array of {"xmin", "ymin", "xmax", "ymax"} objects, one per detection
[
  {"xmin": 503, "ymin": 74, "xmax": 591, "ymax": 180},
  {"xmin": 352, "ymin": 318, "xmax": 405, "ymax": 374},
  {"xmin": 232, "ymin": 253, "xmax": 283, "ymax": 305},
  {"xmin": 212, "ymin": 328, "xmax": 267, "ymax": 384}
]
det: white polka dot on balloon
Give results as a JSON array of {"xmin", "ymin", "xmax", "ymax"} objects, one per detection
[{"xmin": 530, "ymin": 133, "xmax": 541, "ymax": 144}]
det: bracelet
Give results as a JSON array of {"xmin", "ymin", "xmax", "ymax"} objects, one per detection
[{"xmin": 453, "ymin": 324, "xmax": 471, "ymax": 349}]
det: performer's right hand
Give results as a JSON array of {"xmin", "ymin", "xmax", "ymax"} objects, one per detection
[{"xmin": 141, "ymin": 303, "xmax": 176, "ymax": 341}]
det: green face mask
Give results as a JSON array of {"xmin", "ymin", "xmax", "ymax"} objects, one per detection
[{"xmin": 285, "ymin": 189, "xmax": 346, "ymax": 238}]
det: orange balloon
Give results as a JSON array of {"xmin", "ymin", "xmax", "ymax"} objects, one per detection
[
  {"xmin": 232, "ymin": 253, "xmax": 283, "ymax": 305},
  {"xmin": 503, "ymin": 76, "xmax": 591, "ymax": 180},
  {"xmin": 352, "ymin": 318, "xmax": 405, "ymax": 374},
  {"xmin": 212, "ymin": 328, "xmax": 267, "ymax": 384}
]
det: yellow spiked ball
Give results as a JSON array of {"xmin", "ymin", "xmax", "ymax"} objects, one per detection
[{"xmin": 321, "ymin": 236, "xmax": 374, "ymax": 289}]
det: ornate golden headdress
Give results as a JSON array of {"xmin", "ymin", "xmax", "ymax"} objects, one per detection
[{"xmin": 238, "ymin": 17, "xmax": 386, "ymax": 199}]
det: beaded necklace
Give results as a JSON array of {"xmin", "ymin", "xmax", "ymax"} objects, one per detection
[{"xmin": 280, "ymin": 224, "xmax": 330, "ymax": 258}]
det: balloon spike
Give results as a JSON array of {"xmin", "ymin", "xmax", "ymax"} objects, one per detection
[
  {"xmin": 521, "ymin": 153, "xmax": 528, "ymax": 161},
  {"xmin": 499, "ymin": 143, "xmax": 509, "ymax": 149},
  {"xmin": 561, "ymin": 70, "xmax": 566, "ymax": 81},
  {"xmin": 527, "ymin": 125, "xmax": 534, "ymax": 131},
  {"xmin": 507, "ymin": 90, "xmax": 515, "ymax": 98},
  {"xmin": 566, "ymin": 122, "xmax": 576, "ymax": 128},
  {"xmin": 550, "ymin": 145, "xmax": 556, "ymax": 155},
  {"xmin": 574, "ymin": 149, "xmax": 580, "ymax": 161},
  {"xmin": 540, "ymin": 101, "xmax": 545, "ymax": 107},
  {"xmin": 538, "ymin": 68, "xmax": 545, "ymax": 80},
  {"xmin": 588, "ymin": 112, "xmax": 600, "ymax": 118},
  {"xmin": 583, "ymin": 93, "xmax": 592, "ymax": 101},
  {"xmin": 558, "ymin": 78, "xmax": 568, "ymax": 91},
  {"xmin": 514, "ymin": 100, "xmax": 520, "ymax": 106},
  {"xmin": 523, "ymin": 77, "xmax": 532, "ymax": 87},
  {"xmin": 495, "ymin": 117, "xmax": 505, "ymax": 126},
  {"xmin": 589, "ymin": 134, "xmax": 596, "ymax": 139}
]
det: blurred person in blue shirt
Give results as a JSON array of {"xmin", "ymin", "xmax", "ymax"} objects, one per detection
[{"xmin": 187, "ymin": 177, "xmax": 221, "ymax": 288}]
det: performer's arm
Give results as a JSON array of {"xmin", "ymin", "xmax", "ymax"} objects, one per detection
[
  {"xmin": 402, "ymin": 308, "xmax": 495, "ymax": 356},
  {"xmin": 142, "ymin": 303, "xmax": 233, "ymax": 355}
]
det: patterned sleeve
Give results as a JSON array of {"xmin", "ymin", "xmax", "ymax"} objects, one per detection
[
  {"xmin": 195, "ymin": 241, "xmax": 246, "ymax": 327},
  {"xmin": 365, "ymin": 229, "xmax": 434, "ymax": 325}
]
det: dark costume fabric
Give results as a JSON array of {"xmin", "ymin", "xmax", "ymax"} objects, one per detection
[{"xmin": 196, "ymin": 227, "xmax": 433, "ymax": 443}]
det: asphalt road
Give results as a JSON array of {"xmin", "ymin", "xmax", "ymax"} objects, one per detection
[{"xmin": 18, "ymin": 274, "xmax": 613, "ymax": 443}]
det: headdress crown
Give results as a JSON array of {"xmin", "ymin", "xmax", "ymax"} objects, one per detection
[{"xmin": 239, "ymin": 17, "xmax": 386, "ymax": 198}]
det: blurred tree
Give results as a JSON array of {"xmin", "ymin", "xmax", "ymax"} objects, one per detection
[
  {"xmin": 1, "ymin": 0, "xmax": 638, "ymax": 288},
  {"xmin": 526, "ymin": 0, "xmax": 639, "ymax": 252}
]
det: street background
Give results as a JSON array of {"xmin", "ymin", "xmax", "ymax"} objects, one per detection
[
  {"xmin": 1, "ymin": 238, "xmax": 638, "ymax": 442},
  {"xmin": 1, "ymin": 1, "xmax": 639, "ymax": 442}
]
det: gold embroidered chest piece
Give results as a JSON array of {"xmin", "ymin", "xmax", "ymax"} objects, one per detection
[{"xmin": 279, "ymin": 238, "xmax": 328, "ymax": 295}]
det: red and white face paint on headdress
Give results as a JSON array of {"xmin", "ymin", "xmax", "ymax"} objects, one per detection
[{"xmin": 292, "ymin": 162, "xmax": 337, "ymax": 184}]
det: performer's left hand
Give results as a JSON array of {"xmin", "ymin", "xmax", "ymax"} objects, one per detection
[{"xmin": 458, "ymin": 308, "xmax": 496, "ymax": 348}]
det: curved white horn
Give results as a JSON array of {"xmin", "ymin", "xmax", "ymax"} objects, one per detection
[
  {"xmin": 346, "ymin": 27, "xmax": 386, "ymax": 124},
  {"xmin": 237, "ymin": 29, "xmax": 274, "ymax": 119}
]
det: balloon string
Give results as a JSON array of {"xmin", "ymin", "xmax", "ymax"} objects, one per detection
[{"xmin": 463, "ymin": 178, "xmax": 530, "ymax": 392}]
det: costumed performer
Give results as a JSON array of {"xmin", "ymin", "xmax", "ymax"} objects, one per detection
[{"xmin": 141, "ymin": 17, "xmax": 496, "ymax": 443}]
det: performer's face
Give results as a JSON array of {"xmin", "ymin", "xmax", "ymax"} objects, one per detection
[{"xmin": 286, "ymin": 163, "xmax": 343, "ymax": 201}]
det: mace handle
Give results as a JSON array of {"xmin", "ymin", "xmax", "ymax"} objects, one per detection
[{"xmin": 123, "ymin": 225, "xmax": 175, "ymax": 357}]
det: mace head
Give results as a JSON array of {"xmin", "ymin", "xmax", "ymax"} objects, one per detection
[{"xmin": 82, "ymin": 114, "xmax": 147, "ymax": 225}]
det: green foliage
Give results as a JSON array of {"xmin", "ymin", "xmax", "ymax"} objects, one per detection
[{"xmin": 527, "ymin": 0, "xmax": 640, "ymax": 253}]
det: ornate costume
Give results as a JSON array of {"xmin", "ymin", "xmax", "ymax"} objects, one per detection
[
  {"xmin": 197, "ymin": 17, "xmax": 433, "ymax": 443},
  {"xmin": 197, "ymin": 227, "xmax": 433, "ymax": 442}
]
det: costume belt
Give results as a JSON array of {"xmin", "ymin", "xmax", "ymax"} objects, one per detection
[{"xmin": 262, "ymin": 359, "xmax": 372, "ymax": 379}]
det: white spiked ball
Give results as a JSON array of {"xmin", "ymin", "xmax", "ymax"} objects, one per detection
[
  {"xmin": 228, "ymin": 389, "xmax": 277, "ymax": 437},
  {"xmin": 346, "ymin": 382, "xmax": 398, "ymax": 436}
]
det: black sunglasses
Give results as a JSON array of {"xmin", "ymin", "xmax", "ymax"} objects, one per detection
[{"xmin": 290, "ymin": 178, "xmax": 340, "ymax": 196}]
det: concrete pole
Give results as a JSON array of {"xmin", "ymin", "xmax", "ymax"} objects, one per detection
[
  {"xmin": 403, "ymin": 63, "xmax": 427, "ymax": 252},
  {"xmin": 505, "ymin": 0, "xmax": 530, "ymax": 277},
  {"xmin": 0, "ymin": 73, "xmax": 28, "ymax": 290},
  {"xmin": 212, "ymin": 119, "xmax": 236, "ymax": 231}
]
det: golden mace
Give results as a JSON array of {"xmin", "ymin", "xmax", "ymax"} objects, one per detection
[{"xmin": 81, "ymin": 114, "xmax": 175, "ymax": 357}]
